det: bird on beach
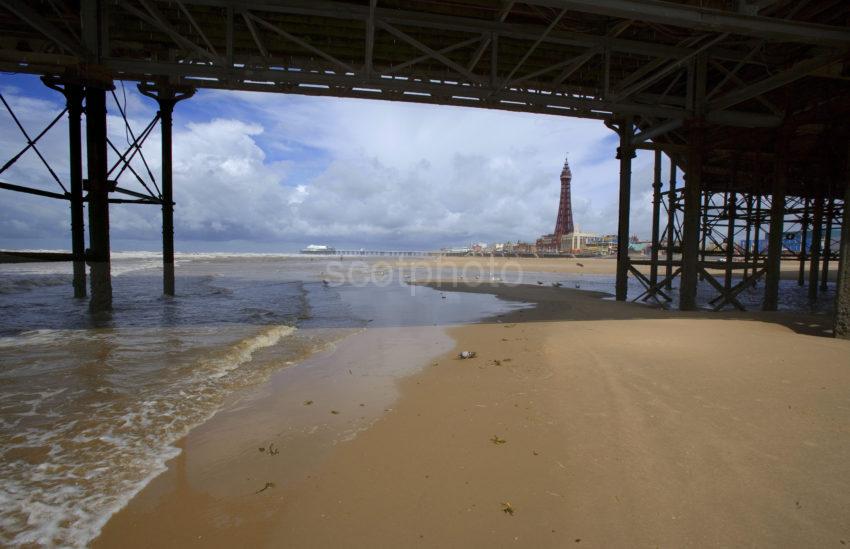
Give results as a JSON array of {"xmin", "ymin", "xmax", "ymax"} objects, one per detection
[
  {"xmin": 552, "ymin": 282, "xmax": 562, "ymax": 287},
  {"xmin": 537, "ymin": 281, "xmax": 543, "ymax": 285},
  {"xmin": 322, "ymin": 279, "xmax": 330, "ymax": 286}
]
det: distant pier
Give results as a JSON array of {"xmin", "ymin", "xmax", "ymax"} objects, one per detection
[{"xmin": 328, "ymin": 250, "xmax": 437, "ymax": 257}]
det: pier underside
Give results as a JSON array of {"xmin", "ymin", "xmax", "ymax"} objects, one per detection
[{"xmin": 0, "ymin": 0, "xmax": 848, "ymax": 335}]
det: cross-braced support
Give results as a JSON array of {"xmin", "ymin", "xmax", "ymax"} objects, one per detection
[{"xmin": 664, "ymin": 160, "xmax": 678, "ymax": 290}]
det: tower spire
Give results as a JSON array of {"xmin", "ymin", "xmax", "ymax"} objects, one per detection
[{"xmin": 554, "ymin": 154, "xmax": 574, "ymax": 242}]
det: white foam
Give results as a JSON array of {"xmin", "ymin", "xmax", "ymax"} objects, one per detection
[
  {"xmin": 0, "ymin": 324, "xmax": 297, "ymax": 547},
  {"xmin": 0, "ymin": 329, "xmax": 69, "ymax": 348}
]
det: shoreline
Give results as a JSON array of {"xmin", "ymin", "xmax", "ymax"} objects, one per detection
[
  {"xmin": 92, "ymin": 322, "xmax": 466, "ymax": 547},
  {"xmin": 93, "ymin": 283, "xmax": 849, "ymax": 547}
]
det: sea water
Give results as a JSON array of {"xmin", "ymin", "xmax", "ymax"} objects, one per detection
[{"xmin": 0, "ymin": 253, "xmax": 529, "ymax": 547}]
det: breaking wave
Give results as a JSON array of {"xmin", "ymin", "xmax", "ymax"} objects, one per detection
[{"xmin": 0, "ymin": 324, "xmax": 296, "ymax": 547}]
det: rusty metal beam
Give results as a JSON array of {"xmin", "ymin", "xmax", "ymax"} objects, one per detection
[
  {"xmin": 533, "ymin": 0, "xmax": 850, "ymax": 46},
  {"xmin": 0, "ymin": 0, "xmax": 89, "ymax": 58}
]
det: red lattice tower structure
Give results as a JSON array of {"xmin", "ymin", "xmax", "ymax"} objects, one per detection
[{"xmin": 554, "ymin": 156, "xmax": 574, "ymax": 239}]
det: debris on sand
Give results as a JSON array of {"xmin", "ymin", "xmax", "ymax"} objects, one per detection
[
  {"xmin": 577, "ymin": 263, "xmax": 584, "ymax": 267},
  {"xmin": 501, "ymin": 502, "xmax": 514, "ymax": 515},
  {"xmin": 255, "ymin": 482, "xmax": 275, "ymax": 494},
  {"xmin": 490, "ymin": 435, "xmax": 507, "ymax": 445},
  {"xmin": 459, "ymin": 351, "xmax": 477, "ymax": 359},
  {"xmin": 303, "ymin": 400, "xmax": 314, "ymax": 406},
  {"xmin": 331, "ymin": 410, "xmax": 340, "ymax": 415},
  {"xmin": 259, "ymin": 443, "xmax": 279, "ymax": 455}
]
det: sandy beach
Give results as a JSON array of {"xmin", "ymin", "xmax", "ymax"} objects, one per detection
[{"xmin": 93, "ymin": 280, "xmax": 850, "ymax": 548}]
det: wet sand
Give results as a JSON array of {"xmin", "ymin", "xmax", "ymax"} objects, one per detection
[{"xmin": 94, "ymin": 284, "xmax": 850, "ymax": 547}]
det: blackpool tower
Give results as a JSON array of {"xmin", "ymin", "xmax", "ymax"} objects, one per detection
[{"xmin": 553, "ymin": 155, "xmax": 574, "ymax": 239}]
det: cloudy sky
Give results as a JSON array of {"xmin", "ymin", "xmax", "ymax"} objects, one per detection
[{"xmin": 0, "ymin": 73, "xmax": 676, "ymax": 252}]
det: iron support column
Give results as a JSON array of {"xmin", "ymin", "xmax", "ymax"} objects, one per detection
[
  {"xmin": 798, "ymin": 198, "xmax": 809, "ymax": 286},
  {"xmin": 835, "ymin": 151, "xmax": 850, "ymax": 338},
  {"xmin": 699, "ymin": 191, "xmax": 710, "ymax": 279},
  {"xmin": 85, "ymin": 84, "xmax": 112, "ymax": 312},
  {"xmin": 754, "ymin": 196, "xmax": 763, "ymax": 267},
  {"xmin": 68, "ymin": 85, "xmax": 86, "ymax": 298},
  {"xmin": 821, "ymin": 198, "xmax": 834, "ymax": 291},
  {"xmin": 743, "ymin": 194, "xmax": 753, "ymax": 279},
  {"xmin": 808, "ymin": 195, "xmax": 823, "ymax": 299},
  {"xmin": 763, "ymin": 142, "xmax": 787, "ymax": 311},
  {"xmin": 160, "ymin": 102, "xmax": 176, "ymax": 295},
  {"xmin": 44, "ymin": 76, "xmax": 87, "ymax": 298},
  {"xmin": 725, "ymin": 192, "xmax": 736, "ymax": 290},
  {"xmin": 650, "ymin": 149, "xmax": 662, "ymax": 288},
  {"xmin": 615, "ymin": 118, "xmax": 634, "ymax": 301},
  {"xmin": 680, "ymin": 121, "xmax": 704, "ymax": 311},
  {"xmin": 665, "ymin": 161, "xmax": 676, "ymax": 290},
  {"xmin": 138, "ymin": 82, "xmax": 194, "ymax": 296}
]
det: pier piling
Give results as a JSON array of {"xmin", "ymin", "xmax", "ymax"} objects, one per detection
[
  {"xmin": 821, "ymin": 198, "xmax": 834, "ymax": 292},
  {"xmin": 763, "ymin": 142, "xmax": 787, "ymax": 311},
  {"xmin": 798, "ymin": 198, "xmax": 809, "ymax": 286},
  {"xmin": 139, "ymin": 82, "xmax": 195, "ymax": 296},
  {"xmin": 650, "ymin": 149, "xmax": 662, "ymax": 289},
  {"xmin": 665, "ymin": 161, "xmax": 676, "ymax": 290},
  {"xmin": 809, "ymin": 195, "xmax": 823, "ymax": 299},
  {"xmin": 615, "ymin": 118, "xmax": 634, "ymax": 302},
  {"xmin": 43, "ymin": 76, "xmax": 87, "ymax": 298},
  {"xmin": 680, "ymin": 121, "xmax": 704, "ymax": 311},
  {"xmin": 724, "ymin": 191, "xmax": 736, "ymax": 291},
  {"xmin": 85, "ymin": 83, "xmax": 112, "ymax": 313},
  {"xmin": 835, "ymin": 152, "xmax": 850, "ymax": 338}
]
